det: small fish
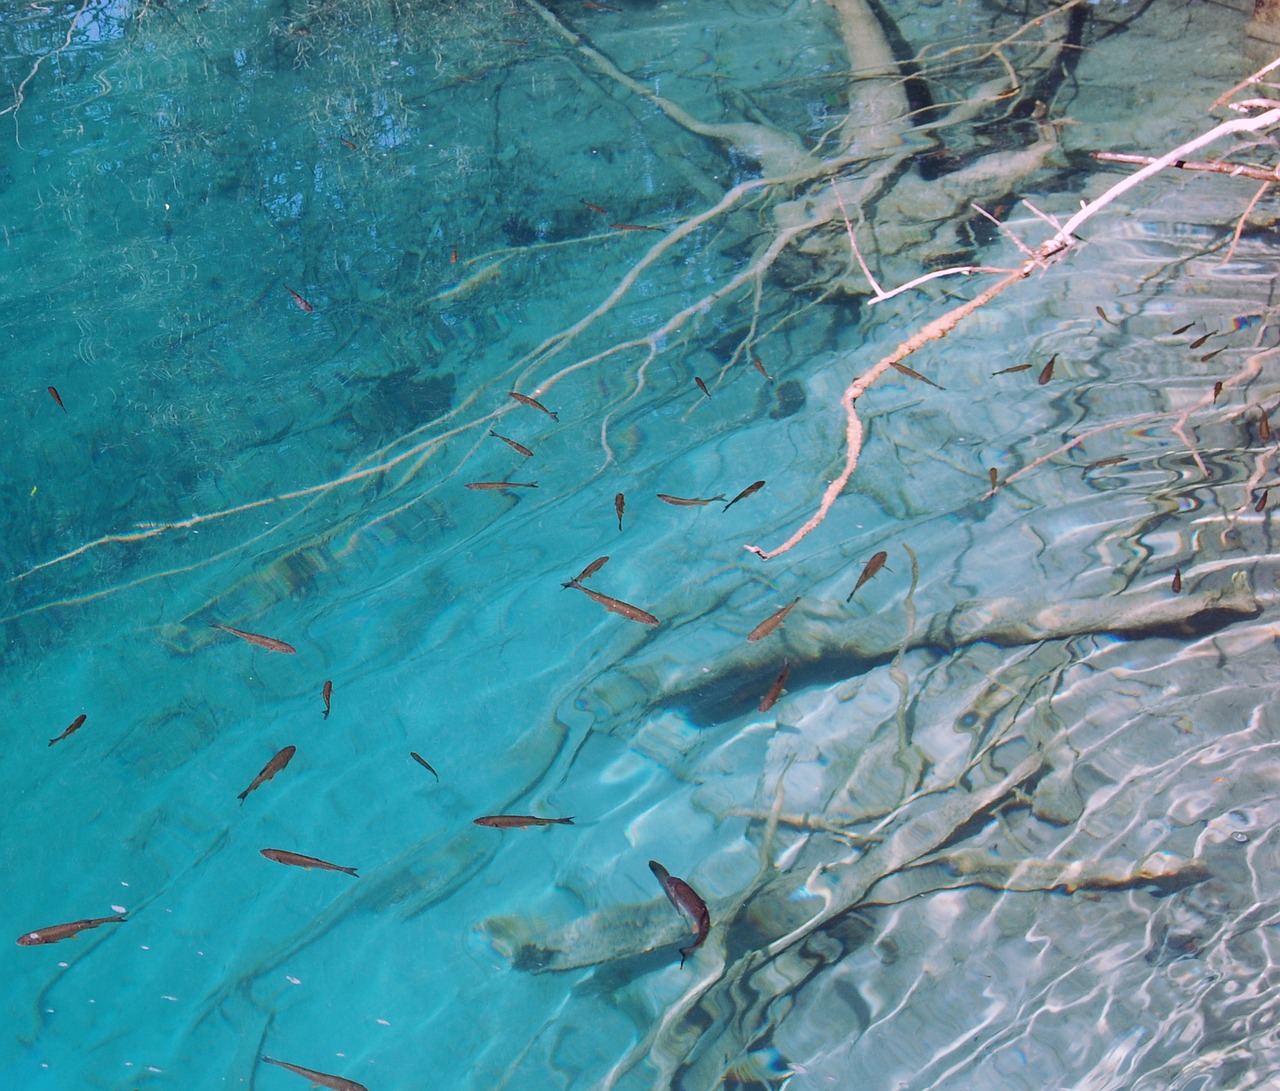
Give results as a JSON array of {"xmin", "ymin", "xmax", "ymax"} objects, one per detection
[
  {"xmin": 580, "ymin": 199, "xmax": 607, "ymax": 214},
  {"xmin": 465, "ymin": 480, "xmax": 538, "ymax": 490},
  {"xmin": 210, "ymin": 621, "xmax": 297, "ymax": 654},
  {"xmin": 991, "ymin": 364, "xmax": 1032, "ymax": 375},
  {"xmin": 48, "ymin": 713, "xmax": 86, "ymax": 747},
  {"xmin": 582, "ymin": 0, "xmax": 621, "ymax": 9},
  {"xmin": 489, "ymin": 429, "xmax": 533, "ymax": 457},
  {"xmin": 694, "ymin": 376, "xmax": 711, "ymax": 399},
  {"xmin": 283, "ymin": 285, "xmax": 314, "ymax": 313},
  {"xmin": 752, "ymin": 357, "xmax": 773, "ymax": 382},
  {"xmin": 1202, "ymin": 348, "xmax": 1226, "ymax": 363},
  {"xmin": 1084, "ymin": 456, "xmax": 1127, "ymax": 471},
  {"xmin": 410, "ymin": 751, "xmax": 439, "ymax": 781},
  {"xmin": 615, "ymin": 491, "xmax": 625, "ymax": 531},
  {"xmin": 1260, "ymin": 412, "xmax": 1273, "ymax": 442},
  {"xmin": 474, "ymin": 814, "xmax": 574, "ymax": 828},
  {"xmin": 1212, "ymin": 381, "xmax": 1224, "ymax": 401},
  {"xmin": 1189, "ymin": 330, "xmax": 1217, "ymax": 350},
  {"xmin": 648, "ymin": 860, "xmax": 710, "ymax": 967},
  {"xmin": 260, "ymin": 849, "xmax": 358, "ymax": 877},
  {"xmin": 566, "ymin": 579, "xmax": 660, "ymax": 625},
  {"xmin": 17, "ymin": 913, "xmax": 126, "ymax": 946},
  {"xmin": 1256, "ymin": 489, "xmax": 1269, "ymax": 513},
  {"xmin": 451, "ymin": 247, "xmax": 458, "ymax": 264},
  {"xmin": 321, "ymin": 680, "xmax": 332, "ymax": 719},
  {"xmin": 47, "ymin": 386, "xmax": 66, "ymax": 412},
  {"xmin": 340, "ymin": 137, "xmax": 358, "ymax": 150},
  {"xmin": 610, "ymin": 222, "xmax": 662, "ymax": 232},
  {"xmin": 508, "ymin": 391, "xmax": 559, "ymax": 421},
  {"xmin": 747, "ymin": 597, "xmax": 800, "ymax": 642},
  {"xmin": 262, "ymin": 1056, "xmax": 370, "ymax": 1091},
  {"xmin": 846, "ymin": 551, "xmax": 888, "ymax": 602},
  {"xmin": 238, "ymin": 746, "xmax": 296, "ymax": 803},
  {"xmin": 891, "ymin": 361, "xmax": 943, "ymax": 389},
  {"xmin": 723, "ymin": 480, "xmax": 765, "ymax": 512},
  {"xmin": 987, "ymin": 467, "xmax": 998, "ymax": 491},
  {"xmin": 1037, "ymin": 355, "xmax": 1057, "ymax": 385},
  {"xmin": 759, "ymin": 659, "xmax": 790, "ymax": 713},
  {"xmin": 1171, "ymin": 322, "xmax": 1196, "ymax": 336},
  {"xmin": 562, "ymin": 555, "xmax": 609, "ymax": 588},
  {"xmin": 1171, "ymin": 567, "xmax": 1182, "ymax": 594},
  {"xmin": 657, "ymin": 493, "xmax": 726, "ymax": 507},
  {"xmin": 1096, "ymin": 305, "xmax": 1118, "ymax": 326}
]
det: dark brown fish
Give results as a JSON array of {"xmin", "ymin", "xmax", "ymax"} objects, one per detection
[
  {"xmin": 1084, "ymin": 456, "xmax": 1127, "ymax": 471},
  {"xmin": 1212, "ymin": 381, "xmax": 1224, "ymax": 401},
  {"xmin": 1096, "ymin": 305, "xmax": 1118, "ymax": 326},
  {"xmin": 489, "ymin": 429, "xmax": 534, "ymax": 457},
  {"xmin": 649, "ymin": 860, "xmax": 710, "ymax": 966},
  {"xmin": 1037, "ymin": 355, "xmax": 1057, "ymax": 385},
  {"xmin": 987, "ymin": 467, "xmax": 998, "ymax": 491},
  {"xmin": 759, "ymin": 659, "xmax": 790, "ymax": 713},
  {"xmin": 48, "ymin": 713, "xmax": 86, "ymax": 747},
  {"xmin": 891, "ymin": 361, "xmax": 943, "ymax": 389},
  {"xmin": 723, "ymin": 480, "xmax": 765, "ymax": 512},
  {"xmin": 47, "ymin": 386, "xmax": 66, "ymax": 412},
  {"xmin": 657, "ymin": 493, "xmax": 726, "ymax": 507},
  {"xmin": 508, "ymin": 391, "xmax": 558, "ymax": 421},
  {"xmin": 410, "ymin": 751, "xmax": 439, "ymax": 781},
  {"xmin": 991, "ymin": 364, "xmax": 1032, "ymax": 376},
  {"xmin": 260, "ymin": 849, "xmax": 358, "ymax": 877},
  {"xmin": 321, "ymin": 680, "xmax": 332, "ymax": 719},
  {"xmin": 846, "ymin": 551, "xmax": 888, "ymax": 602},
  {"xmin": 1189, "ymin": 331, "xmax": 1217, "ymax": 350},
  {"xmin": 283, "ymin": 285, "xmax": 314, "ymax": 313},
  {"xmin": 1202, "ymin": 348, "xmax": 1226, "ymax": 363},
  {"xmin": 567, "ymin": 579, "xmax": 659, "ymax": 625},
  {"xmin": 1171, "ymin": 567, "xmax": 1182, "ymax": 594},
  {"xmin": 1171, "ymin": 322, "xmax": 1196, "ymax": 336},
  {"xmin": 1256, "ymin": 490, "xmax": 1269, "ymax": 513},
  {"xmin": 465, "ymin": 481, "xmax": 538, "ymax": 490},
  {"xmin": 580, "ymin": 199, "xmax": 607, "ymax": 214},
  {"xmin": 694, "ymin": 376, "xmax": 710, "ymax": 399},
  {"xmin": 474, "ymin": 814, "xmax": 574, "ymax": 828},
  {"xmin": 1260, "ymin": 412, "xmax": 1273, "ymax": 443},
  {"xmin": 614, "ymin": 492, "xmax": 625, "ymax": 531},
  {"xmin": 747, "ymin": 597, "xmax": 800, "ymax": 642},
  {"xmin": 17, "ymin": 913, "xmax": 126, "ymax": 946},
  {"xmin": 562, "ymin": 555, "xmax": 610, "ymax": 588},
  {"xmin": 238, "ymin": 746, "xmax": 296, "ymax": 803},
  {"xmin": 262, "ymin": 1056, "xmax": 369, "ymax": 1091},
  {"xmin": 752, "ymin": 356, "xmax": 773, "ymax": 382},
  {"xmin": 210, "ymin": 622, "xmax": 297, "ymax": 654}
]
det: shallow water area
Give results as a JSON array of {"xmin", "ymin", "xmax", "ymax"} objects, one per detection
[{"xmin": 4, "ymin": 0, "xmax": 1280, "ymax": 1088}]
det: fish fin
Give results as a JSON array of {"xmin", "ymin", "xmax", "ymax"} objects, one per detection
[
  {"xmin": 557, "ymin": 817, "xmax": 575, "ymax": 825},
  {"xmin": 340, "ymin": 866, "xmax": 359, "ymax": 877}
]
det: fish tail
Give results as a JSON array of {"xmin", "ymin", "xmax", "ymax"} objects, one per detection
[
  {"xmin": 110, "ymin": 914, "xmax": 127, "ymax": 923},
  {"xmin": 338, "ymin": 866, "xmax": 359, "ymax": 877},
  {"xmin": 555, "ymin": 817, "xmax": 575, "ymax": 825},
  {"xmin": 322, "ymin": 709, "xmax": 330, "ymax": 720},
  {"xmin": 710, "ymin": 495, "xmax": 726, "ymax": 502},
  {"xmin": 550, "ymin": 411, "xmax": 559, "ymax": 421}
]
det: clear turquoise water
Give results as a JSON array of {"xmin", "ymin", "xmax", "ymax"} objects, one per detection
[{"xmin": 5, "ymin": 1, "xmax": 1280, "ymax": 1088}]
